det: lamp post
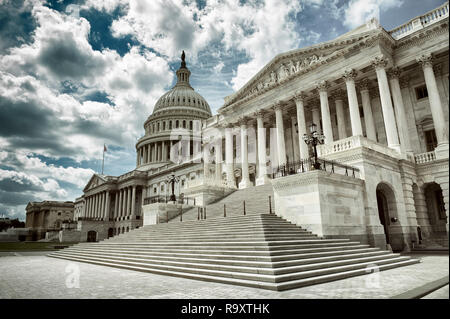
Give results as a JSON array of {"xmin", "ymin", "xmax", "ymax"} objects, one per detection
[
  {"xmin": 303, "ymin": 123, "xmax": 324, "ymax": 169},
  {"xmin": 165, "ymin": 172, "xmax": 179, "ymax": 202}
]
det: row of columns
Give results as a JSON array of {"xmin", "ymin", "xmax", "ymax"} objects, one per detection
[
  {"xmin": 218, "ymin": 53, "xmax": 448, "ymax": 188},
  {"xmin": 137, "ymin": 141, "xmax": 170, "ymax": 165},
  {"xmin": 84, "ymin": 191, "xmax": 110, "ymax": 220},
  {"xmin": 112, "ymin": 186, "xmax": 137, "ymax": 220},
  {"xmin": 83, "ymin": 186, "xmax": 138, "ymax": 221}
]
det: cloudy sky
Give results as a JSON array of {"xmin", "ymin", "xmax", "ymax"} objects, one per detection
[{"xmin": 0, "ymin": 0, "xmax": 445, "ymax": 220}]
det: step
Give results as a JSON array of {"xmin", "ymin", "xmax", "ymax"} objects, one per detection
[
  {"xmin": 57, "ymin": 248, "xmax": 390, "ymax": 269},
  {"xmin": 47, "ymin": 254, "xmax": 419, "ymax": 291},
  {"xmin": 48, "ymin": 252, "xmax": 413, "ymax": 283}
]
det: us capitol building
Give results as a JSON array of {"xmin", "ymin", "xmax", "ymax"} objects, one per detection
[{"xmin": 32, "ymin": 3, "xmax": 449, "ymax": 254}]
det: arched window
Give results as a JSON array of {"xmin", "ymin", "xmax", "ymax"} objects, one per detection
[
  {"xmin": 163, "ymin": 122, "xmax": 166, "ymax": 130},
  {"xmin": 183, "ymin": 120, "xmax": 186, "ymax": 128},
  {"xmin": 189, "ymin": 121, "xmax": 193, "ymax": 130},
  {"xmin": 169, "ymin": 121, "xmax": 172, "ymax": 129},
  {"xmin": 157, "ymin": 122, "xmax": 160, "ymax": 131},
  {"xmin": 176, "ymin": 120, "xmax": 179, "ymax": 128}
]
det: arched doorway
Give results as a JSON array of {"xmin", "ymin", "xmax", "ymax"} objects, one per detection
[
  {"xmin": 87, "ymin": 230, "xmax": 97, "ymax": 242},
  {"xmin": 376, "ymin": 189, "xmax": 390, "ymax": 244},
  {"xmin": 376, "ymin": 183, "xmax": 398, "ymax": 248},
  {"xmin": 424, "ymin": 182, "xmax": 447, "ymax": 236},
  {"xmin": 107, "ymin": 228, "xmax": 114, "ymax": 238}
]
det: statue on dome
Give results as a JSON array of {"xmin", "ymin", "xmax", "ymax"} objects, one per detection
[{"xmin": 181, "ymin": 50, "xmax": 186, "ymax": 68}]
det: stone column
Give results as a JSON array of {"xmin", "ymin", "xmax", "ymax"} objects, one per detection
[
  {"xmin": 127, "ymin": 186, "xmax": 132, "ymax": 218},
  {"xmin": 294, "ymin": 92, "xmax": 309, "ymax": 160},
  {"xmin": 162, "ymin": 141, "xmax": 167, "ymax": 161},
  {"xmin": 316, "ymin": 81, "xmax": 334, "ymax": 144},
  {"xmin": 343, "ymin": 69, "xmax": 363, "ymax": 136},
  {"xmin": 117, "ymin": 190, "xmax": 122, "ymax": 219},
  {"xmin": 152, "ymin": 143, "xmax": 156, "ymax": 162},
  {"xmin": 131, "ymin": 186, "xmax": 136, "ymax": 219},
  {"xmin": 372, "ymin": 56, "xmax": 401, "ymax": 152},
  {"xmin": 104, "ymin": 192, "xmax": 110, "ymax": 221},
  {"xmin": 358, "ymin": 79, "xmax": 377, "ymax": 141},
  {"xmin": 114, "ymin": 192, "xmax": 119, "ymax": 219},
  {"xmin": 417, "ymin": 53, "xmax": 449, "ymax": 158},
  {"xmin": 255, "ymin": 111, "xmax": 269, "ymax": 185},
  {"xmin": 147, "ymin": 144, "xmax": 151, "ymax": 164},
  {"xmin": 136, "ymin": 149, "xmax": 140, "ymax": 166},
  {"xmin": 388, "ymin": 67, "xmax": 413, "ymax": 155},
  {"xmin": 215, "ymin": 135, "xmax": 223, "ymax": 181},
  {"xmin": 274, "ymin": 102, "xmax": 287, "ymax": 166},
  {"xmin": 224, "ymin": 125, "xmax": 236, "ymax": 188},
  {"xmin": 92, "ymin": 194, "xmax": 97, "ymax": 219},
  {"xmin": 239, "ymin": 119, "xmax": 251, "ymax": 189},
  {"xmin": 121, "ymin": 189, "xmax": 126, "ymax": 219},
  {"xmin": 99, "ymin": 192, "xmax": 104, "ymax": 220},
  {"xmin": 311, "ymin": 104, "xmax": 321, "ymax": 134},
  {"xmin": 290, "ymin": 113, "xmax": 300, "ymax": 161},
  {"xmin": 84, "ymin": 197, "xmax": 89, "ymax": 218},
  {"xmin": 332, "ymin": 89, "xmax": 347, "ymax": 140},
  {"xmin": 89, "ymin": 196, "xmax": 93, "ymax": 218}
]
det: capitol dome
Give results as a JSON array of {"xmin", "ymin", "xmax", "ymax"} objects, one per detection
[
  {"xmin": 152, "ymin": 52, "xmax": 212, "ymax": 117},
  {"xmin": 136, "ymin": 51, "xmax": 212, "ymax": 169}
]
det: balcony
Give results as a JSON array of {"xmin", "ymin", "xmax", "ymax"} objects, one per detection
[
  {"xmin": 414, "ymin": 151, "xmax": 436, "ymax": 164},
  {"xmin": 389, "ymin": 2, "xmax": 449, "ymax": 40},
  {"xmin": 317, "ymin": 135, "xmax": 401, "ymax": 159}
]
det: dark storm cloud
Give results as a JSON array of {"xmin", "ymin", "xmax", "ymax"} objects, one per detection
[
  {"xmin": 0, "ymin": 97, "xmax": 53, "ymax": 138},
  {"xmin": 0, "ymin": 191, "xmax": 38, "ymax": 206},
  {"xmin": 0, "ymin": 95, "xmax": 123, "ymax": 157},
  {"xmin": 0, "ymin": 177, "xmax": 43, "ymax": 193},
  {"xmin": 0, "ymin": 0, "xmax": 36, "ymax": 53},
  {"xmin": 37, "ymin": 33, "xmax": 107, "ymax": 80}
]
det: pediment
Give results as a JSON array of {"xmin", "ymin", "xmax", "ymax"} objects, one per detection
[
  {"xmin": 83, "ymin": 174, "xmax": 107, "ymax": 192},
  {"xmin": 221, "ymin": 26, "xmax": 384, "ymax": 110}
]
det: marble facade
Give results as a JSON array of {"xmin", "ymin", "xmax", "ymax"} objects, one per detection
[{"xmin": 70, "ymin": 3, "xmax": 449, "ymax": 248}]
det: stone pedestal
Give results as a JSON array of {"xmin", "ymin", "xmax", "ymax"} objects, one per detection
[
  {"xmin": 271, "ymin": 170, "xmax": 370, "ymax": 243},
  {"xmin": 142, "ymin": 203, "xmax": 183, "ymax": 225}
]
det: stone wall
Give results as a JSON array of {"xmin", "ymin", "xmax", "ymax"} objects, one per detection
[{"xmin": 272, "ymin": 170, "xmax": 370, "ymax": 244}]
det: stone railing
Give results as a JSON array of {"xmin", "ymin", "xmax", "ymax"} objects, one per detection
[
  {"xmin": 414, "ymin": 151, "xmax": 436, "ymax": 164},
  {"xmin": 317, "ymin": 135, "xmax": 401, "ymax": 159},
  {"xmin": 118, "ymin": 170, "xmax": 147, "ymax": 181},
  {"xmin": 186, "ymin": 177, "xmax": 228, "ymax": 189},
  {"xmin": 389, "ymin": 2, "xmax": 449, "ymax": 40}
]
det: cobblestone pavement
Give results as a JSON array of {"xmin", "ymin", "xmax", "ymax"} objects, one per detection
[
  {"xmin": 421, "ymin": 285, "xmax": 449, "ymax": 299},
  {"xmin": 0, "ymin": 254, "xmax": 447, "ymax": 299}
]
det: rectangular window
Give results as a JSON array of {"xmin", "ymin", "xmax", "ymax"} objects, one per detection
[
  {"xmin": 424, "ymin": 129, "xmax": 437, "ymax": 152},
  {"xmin": 415, "ymin": 85, "xmax": 428, "ymax": 100}
]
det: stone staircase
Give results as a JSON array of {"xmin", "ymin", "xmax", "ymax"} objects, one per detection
[
  {"xmin": 48, "ymin": 214, "xmax": 420, "ymax": 291},
  {"xmin": 174, "ymin": 184, "xmax": 275, "ymax": 222}
]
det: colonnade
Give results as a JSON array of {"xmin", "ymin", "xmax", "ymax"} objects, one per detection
[
  {"xmin": 83, "ymin": 185, "xmax": 138, "ymax": 221},
  {"xmin": 212, "ymin": 54, "xmax": 448, "ymax": 189}
]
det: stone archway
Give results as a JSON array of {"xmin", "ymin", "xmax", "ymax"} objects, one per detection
[
  {"xmin": 376, "ymin": 183, "xmax": 399, "ymax": 250},
  {"xmin": 108, "ymin": 228, "xmax": 114, "ymax": 238},
  {"xmin": 424, "ymin": 182, "xmax": 448, "ymax": 238},
  {"xmin": 87, "ymin": 230, "xmax": 97, "ymax": 242}
]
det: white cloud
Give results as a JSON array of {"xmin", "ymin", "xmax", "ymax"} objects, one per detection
[{"xmin": 343, "ymin": 0, "xmax": 403, "ymax": 29}]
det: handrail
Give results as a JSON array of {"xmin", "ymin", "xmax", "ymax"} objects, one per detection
[
  {"xmin": 389, "ymin": 2, "xmax": 449, "ymax": 40},
  {"xmin": 143, "ymin": 195, "xmax": 196, "ymax": 206},
  {"xmin": 271, "ymin": 158, "xmax": 360, "ymax": 179}
]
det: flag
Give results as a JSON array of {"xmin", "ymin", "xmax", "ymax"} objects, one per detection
[{"xmin": 104, "ymin": 144, "xmax": 107, "ymax": 152}]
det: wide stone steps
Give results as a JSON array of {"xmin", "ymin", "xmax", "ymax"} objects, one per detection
[
  {"xmin": 171, "ymin": 184, "xmax": 275, "ymax": 222},
  {"xmin": 48, "ymin": 213, "xmax": 420, "ymax": 290},
  {"xmin": 54, "ymin": 248, "xmax": 390, "ymax": 268},
  {"xmin": 49, "ymin": 249, "xmax": 400, "ymax": 276}
]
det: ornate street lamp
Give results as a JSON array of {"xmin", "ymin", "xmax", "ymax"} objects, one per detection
[
  {"xmin": 165, "ymin": 172, "xmax": 180, "ymax": 202},
  {"xmin": 303, "ymin": 123, "xmax": 324, "ymax": 169}
]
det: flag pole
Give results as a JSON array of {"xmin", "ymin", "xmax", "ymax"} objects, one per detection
[{"xmin": 101, "ymin": 144, "xmax": 105, "ymax": 175}]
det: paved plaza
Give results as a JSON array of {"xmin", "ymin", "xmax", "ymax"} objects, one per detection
[{"xmin": 0, "ymin": 253, "xmax": 447, "ymax": 299}]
